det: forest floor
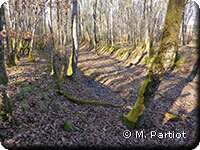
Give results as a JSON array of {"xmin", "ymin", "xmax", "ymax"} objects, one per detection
[{"xmin": 0, "ymin": 43, "xmax": 199, "ymax": 149}]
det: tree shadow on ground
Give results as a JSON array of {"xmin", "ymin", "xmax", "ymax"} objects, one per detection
[{"xmin": 157, "ymin": 57, "xmax": 200, "ymax": 124}]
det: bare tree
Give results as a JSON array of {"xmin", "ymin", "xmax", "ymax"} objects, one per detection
[
  {"xmin": 93, "ymin": 0, "xmax": 97, "ymax": 47},
  {"xmin": 48, "ymin": 0, "xmax": 57, "ymax": 77},
  {"xmin": 67, "ymin": 0, "xmax": 79, "ymax": 78}
]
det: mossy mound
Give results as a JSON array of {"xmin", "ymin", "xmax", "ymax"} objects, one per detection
[
  {"xmin": 28, "ymin": 56, "xmax": 35, "ymax": 62},
  {"xmin": 63, "ymin": 120, "xmax": 73, "ymax": 132}
]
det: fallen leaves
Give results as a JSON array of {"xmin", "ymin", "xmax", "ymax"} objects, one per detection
[{"xmin": 0, "ymin": 45, "xmax": 198, "ymax": 148}]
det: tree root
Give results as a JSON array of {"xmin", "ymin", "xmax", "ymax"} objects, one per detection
[{"xmin": 59, "ymin": 90, "xmax": 124, "ymax": 107}]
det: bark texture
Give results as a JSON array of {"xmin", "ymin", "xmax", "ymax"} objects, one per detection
[
  {"xmin": 67, "ymin": 0, "xmax": 79, "ymax": 78},
  {"xmin": 0, "ymin": 6, "xmax": 8, "ymax": 85}
]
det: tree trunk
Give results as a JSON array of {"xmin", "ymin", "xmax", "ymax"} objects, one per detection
[
  {"xmin": 55, "ymin": 0, "xmax": 60, "ymax": 56},
  {"xmin": 28, "ymin": 28, "xmax": 35, "ymax": 62},
  {"xmin": 121, "ymin": 0, "xmax": 186, "ymax": 129},
  {"xmin": 0, "ymin": 6, "xmax": 8, "ymax": 85},
  {"xmin": 0, "ymin": 5, "xmax": 11, "ymax": 114},
  {"xmin": 67, "ymin": 0, "xmax": 79, "ymax": 78},
  {"xmin": 5, "ymin": 1, "xmax": 16, "ymax": 67},
  {"xmin": 48, "ymin": 0, "xmax": 57, "ymax": 78},
  {"xmin": 93, "ymin": 0, "xmax": 97, "ymax": 47},
  {"xmin": 181, "ymin": 11, "xmax": 185, "ymax": 45},
  {"xmin": 110, "ymin": 0, "xmax": 113, "ymax": 46}
]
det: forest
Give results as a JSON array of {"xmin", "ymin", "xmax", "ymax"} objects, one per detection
[{"xmin": 0, "ymin": 0, "xmax": 199, "ymax": 149}]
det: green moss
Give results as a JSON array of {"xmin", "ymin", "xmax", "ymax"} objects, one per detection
[
  {"xmin": 15, "ymin": 85, "xmax": 32, "ymax": 100},
  {"xmin": 60, "ymin": 106, "xmax": 68, "ymax": 111},
  {"xmin": 129, "ymin": 77, "xmax": 135, "ymax": 82},
  {"xmin": 15, "ymin": 55, "xmax": 20, "ymax": 63},
  {"xmin": 20, "ymin": 102, "xmax": 30, "ymax": 109},
  {"xmin": 37, "ymin": 101, "xmax": 46, "ymax": 109},
  {"xmin": 37, "ymin": 39, "xmax": 46, "ymax": 50},
  {"xmin": 55, "ymin": 41, "xmax": 59, "ymax": 56},
  {"xmin": 125, "ymin": 75, "xmax": 151, "ymax": 125},
  {"xmin": 13, "ymin": 124, "xmax": 20, "ymax": 130},
  {"xmin": 141, "ymin": 42, "xmax": 146, "ymax": 50},
  {"xmin": 15, "ymin": 94, "xmax": 23, "ymax": 101},
  {"xmin": 109, "ymin": 45, "xmax": 117, "ymax": 55},
  {"xmin": 31, "ymin": 77, "xmax": 36, "ymax": 81},
  {"xmin": 89, "ymin": 40, "xmax": 93, "ymax": 48},
  {"xmin": 173, "ymin": 60, "xmax": 185, "ymax": 70},
  {"xmin": 83, "ymin": 70, "xmax": 90, "ymax": 75},
  {"xmin": 46, "ymin": 64, "xmax": 51, "ymax": 70},
  {"xmin": 13, "ymin": 81, "xmax": 23, "ymax": 86},
  {"xmin": 40, "ymin": 92, "xmax": 51, "ymax": 101},
  {"xmin": 119, "ymin": 114, "xmax": 135, "ymax": 129},
  {"xmin": 111, "ymin": 127, "xmax": 116, "ymax": 131},
  {"xmin": 40, "ymin": 64, "xmax": 46, "ymax": 69},
  {"xmin": 63, "ymin": 120, "xmax": 73, "ymax": 132},
  {"xmin": 143, "ymin": 55, "xmax": 153, "ymax": 65},
  {"xmin": 76, "ymin": 113, "xmax": 87, "ymax": 124},
  {"xmin": 57, "ymin": 65, "xmax": 65, "ymax": 89},
  {"xmin": 28, "ymin": 47, "xmax": 35, "ymax": 62},
  {"xmin": 67, "ymin": 50, "xmax": 73, "ymax": 77},
  {"xmin": 126, "ymin": 62, "xmax": 133, "ymax": 67},
  {"xmin": 149, "ymin": 47, "xmax": 155, "ymax": 59},
  {"xmin": 7, "ymin": 64, "xmax": 14, "ymax": 68},
  {"xmin": 118, "ymin": 49, "xmax": 123, "ymax": 56},
  {"xmin": 102, "ymin": 45, "xmax": 109, "ymax": 53},
  {"xmin": 118, "ymin": 48, "xmax": 129, "ymax": 57},
  {"xmin": 165, "ymin": 112, "xmax": 186, "ymax": 121},
  {"xmin": 0, "ymin": 111, "xmax": 6, "ymax": 120},
  {"xmin": 43, "ymin": 40, "xmax": 47, "ymax": 48},
  {"xmin": 105, "ymin": 46, "xmax": 111, "ymax": 52},
  {"xmin": 22, "ymin": 85, "xmax": 32, "ymax": 93},
  {"xmin": 0, "ymin": 100, "xmax": 3, "ymax": 111},
  {"xmin": 60, "ymin": 91, "xmax": 119, "ymax": 107},
  {"xmin": 0, "ymin": 100, "xmax": 6, "ymax": 120},
  {"xmin": 130, "ymin": 50, "xmax": 138, "ymax": 58},
  {"xmin": 28, "ymin": 56, "xmax": 35, "ymax": 62},
  {"xmin": 0, "ymin": 8, "xmax": 4, "ymax": 15},
  {"xmin": 78, "ymin": 65, "xmax": 84, "ymax": 69},
  {"xmin": 105, "ymin": 45, "xmax": 117, "ymax": 55}
]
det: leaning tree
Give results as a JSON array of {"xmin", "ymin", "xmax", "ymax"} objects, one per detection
[{"xmin": 121, "ymin": 0, "xmax": 186, "ymax": 129}]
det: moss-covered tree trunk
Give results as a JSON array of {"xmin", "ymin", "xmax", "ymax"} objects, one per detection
[
  {"xmin": 0, "ymin": 5, "xmax": 11, "ymax": 114},
  {"xmin": 67, "ymin": 0, "xmax": 79, "ymax": 78},
  {"xmin": 121, "ymin": 0, "xmax": 186, "ymax": 129},
  {"xmin": 28, "ymin": 29, "xmax": 35, "ymax": 62},
  {"xmin": 0, "ymin": 6, "xmax": 8, "ymax": 85}
]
